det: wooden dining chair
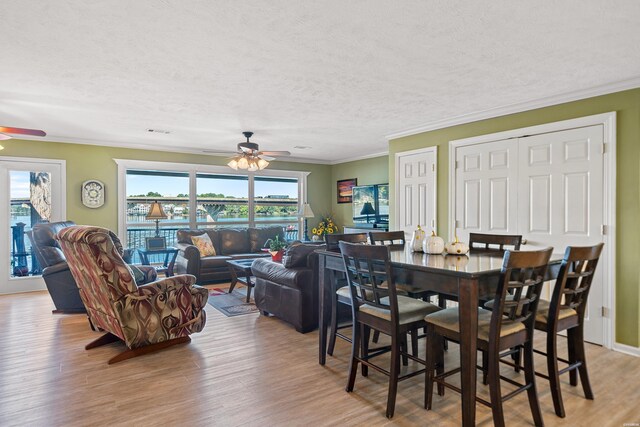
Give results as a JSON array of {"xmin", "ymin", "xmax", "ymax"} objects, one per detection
[
  {"xmin": 533, "ymin": 243, "xmax": 604, "ymax": 418},
  {"xmin": 340, "ymin": 241, "xmax": 441, "ymax": 418},
  {"xmin": 370, "ymin": 230, "xmax": 438, "ymax": 355},
  {"xmin": 325, "ymin": 233, "xmax": 369, "ymax": 357},
  {"xmin": 469, "ymin": 233, "xmax": 523, "ymax": 252},
  {"xmin": 424, "ymin": 247, "xmax": 553, "ymax": 427}
]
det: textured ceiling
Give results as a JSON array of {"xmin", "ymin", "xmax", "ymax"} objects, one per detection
[{"xmin": 1, "ymin": 1, "xmax": 639, "ymax": 163}]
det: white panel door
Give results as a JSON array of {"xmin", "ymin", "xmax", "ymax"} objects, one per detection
[
  {"xmin": 454, "ymin": 139, "xmax": 518, "ymax": 242},
  {"xmin": 517, "ymin": 125, "xmax": 604, "ymax": 344},
  {"xmin": 397, "ymin": 149, "xmax": 437, "ymax": 238}
]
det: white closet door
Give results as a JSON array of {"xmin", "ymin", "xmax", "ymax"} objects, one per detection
[
  {"xmin": 517, "ymin": 125, "xmax": 604, "ymax": 344},
  {"xmin": 454, "ymin": 139, "xmax": 518, "ymax": 242},
  {"xmin": 397, "ymin": 148, "xmax": 437, "ymax": 237}
]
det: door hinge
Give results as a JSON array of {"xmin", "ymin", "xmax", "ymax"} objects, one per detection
[
  {"xmin": 432, "ymin": 163, "xmax": 435, "ymax": 172},
  {"xmin": 455, "ymin": 160, "xmax": 459, "ymax": 169},
  {"xmin": 601, "ymin": 306, "xmax": 609, "ymax": 318},
  {"xmin": 601, "ymin": 224, "xmax": 606, "ymax": 235},
  {"xmin": 602, "ymin": 143, "xmax": 606, "ymax": 154}
]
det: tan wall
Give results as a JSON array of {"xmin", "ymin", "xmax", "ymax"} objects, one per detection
[{"xmin": 389, "ymin": 88, "xmax": 640, "ymax": 347}]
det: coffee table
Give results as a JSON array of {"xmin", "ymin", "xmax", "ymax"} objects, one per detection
[{"xmin": 226, "ymin": 258, "xmax": 261, "ymax": 302}]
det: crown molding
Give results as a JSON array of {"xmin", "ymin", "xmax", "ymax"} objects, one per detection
[
  {"xmin": 8, "ymin": 135, "xmax": 333, "ymax": 165},
  {"xmin": 385, "ymin": 76, "xmax": 640, "ymax": 141},
  {"xmin": 329, "ymin": 150, "xmax": 389, "ymax": 165}
]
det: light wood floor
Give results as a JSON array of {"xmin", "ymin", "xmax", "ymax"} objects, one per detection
[{"xmin": 1, "ymin": 289, "xmax": 639, "ymax": 427}]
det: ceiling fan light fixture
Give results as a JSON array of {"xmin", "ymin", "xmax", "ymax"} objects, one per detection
[
  {"xmin": 227, "ymin": 158, "xmax": 239, "ymax": 170},
  {"xmin": 237, "ymin": 156, "xmax": 249, "ymax": 169},
  {"xmin": 257, "ymin": 158, "xmax": 269, "ymax": 170}
]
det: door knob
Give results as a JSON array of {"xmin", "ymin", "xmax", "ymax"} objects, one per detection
[{"xmin": 521, "ymin": 239, "xmax": 528, "ymax": 245}]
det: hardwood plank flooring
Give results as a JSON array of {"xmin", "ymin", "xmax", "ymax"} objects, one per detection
[{"xmin": 1, "ymin": 290, "xmax": 638, "ymax": 426}]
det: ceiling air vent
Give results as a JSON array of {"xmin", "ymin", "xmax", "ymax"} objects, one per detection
[{"xmin": 147, "ymin": 128, "xmax": 171, "ymax": 134}]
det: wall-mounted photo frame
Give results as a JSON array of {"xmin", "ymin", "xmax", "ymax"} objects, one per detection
[
  {"xmin": 145, "ymin": 236, "xmax": 167, "ymax": 251},
  {"xmin": 337, "ymin": 178, "xmax": 357, "ymax": 204}
]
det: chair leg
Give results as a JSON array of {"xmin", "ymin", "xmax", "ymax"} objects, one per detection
[
  {"xmin": 512, "ymin": 346, "xmax": 521, "ymax": 373},
  {"xmin": 523, "ymin": 340, "xmax": 544, "ymax": 427},
  {"xmin": 361, "ymin": 325, "xmax": 370, "ymax": 377},
  {"xmin": 372, "ymin": 330, "xmax": 380, "ymax": 343},
  {"xmin": 488, "ymin": 344, "xmax": 506, "ymax": 427},
  {"xmin": 107, "ymin": 336, "xmax": 191, "ymax": 365},
  {"xmin": 481, "ymin": 350, "xmax": 489, "ymax": 385},
  {"xmin": 346, "ymin": 319, "xmax": 361, "ymax": 392},
  {"xmin": 400, "ymin": 334, "xmax": 409, "ymax": 366},
  {"xmin": 85, "ymin": 332, "xmax": 120, "ymax": 350},
  {"xmin": 569, "ymin": 326, "xmax": 594, "ymax": 400},
  {"xmin": 328, "ymin": 298, "xmax": 341, "ymax": 356},
  {"xmin": 567, "ymin": 332, "xmax": 578, "ymax": 387},
  {"xmin": 410, "ymin": 329, "xmax": 419, "ymax": 358},
  {"xmin": 435, "ymin": 334, "xmax": 445, "ymax": 397},
  {"xmin": 547, "ymin": 330, "xmax": 566, "ymax": 418},
  {"xmin": 386, "ymin": 329, "xmax": 400, "ymax": 419},
  {"xmin": 424, "ymin": 325, "xmax": 443, "ymax": 410}
]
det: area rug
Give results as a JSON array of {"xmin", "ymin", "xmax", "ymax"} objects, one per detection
[{"xmin": 208, "ymin": 288, "xmax": 259, "ymax": 317}]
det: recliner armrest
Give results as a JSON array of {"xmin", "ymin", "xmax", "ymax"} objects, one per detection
[{"xmin": 42, "ymin": 262, "xmax": 70, "ymax": 276}]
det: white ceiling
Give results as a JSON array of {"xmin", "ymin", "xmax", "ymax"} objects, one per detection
[{"xmin": 1, "ymin": 1, "xmax": 639, "ymax": 163}]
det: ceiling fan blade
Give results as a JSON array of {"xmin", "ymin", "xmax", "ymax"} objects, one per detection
[
  {"xmin": 0, "ymin": 133, "xmax": 12, "ymax": 141},
  {"xmin": 259, "ymin": 150, "xmax": 291, "ymax": 156},
  {"xmin": 259, "ymin": 155, "xmax": 275, "ymax": 161},
  {"xmin": 0, "ymin": 126, "xmax": 46, "ymax": 137}
]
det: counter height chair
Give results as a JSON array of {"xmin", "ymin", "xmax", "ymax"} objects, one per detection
[
  {"xmin": 469, "ymin": 233, "xmax": 523, "ymax": 252},
  {"xmin": 340, "ymin": 241, "xmax": 441, "ymax": 418},
  {"xmin": 533, "ymin": 243, "xmax": 604, "ymax": 418},
  {"xmin": 425, "ymin": 247, "xmax": 553, "ymax": 427},
  {"xmin": 326, "ymin": 233, "xmax": 369, "ymax": 357}
]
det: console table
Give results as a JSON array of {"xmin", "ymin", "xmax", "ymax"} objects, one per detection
[{"xmin": 137, "ymin": 247, "xmax": 178, "ymax": 277}]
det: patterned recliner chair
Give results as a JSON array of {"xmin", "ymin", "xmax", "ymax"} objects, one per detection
[
  {"xmin": 30, "ymin": 221, "xmax": 158, "ymax": 317},
  {"xmin": 57, "ymin": 225, "xmax": 208, "ymax": 364}
]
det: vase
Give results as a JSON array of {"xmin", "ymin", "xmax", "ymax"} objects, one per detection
[
  {"xmin": 311, "ymin": 235, "xmax": 321, "ymax": 242},
  {"xmin": 271, "ymin": 249, "xmax": 285, "ymax": 262}
]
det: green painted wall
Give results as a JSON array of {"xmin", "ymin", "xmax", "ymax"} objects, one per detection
[
  {"xmin": 330, "ymin": 156, "xmax": 389, "ymax": 230},
  {"xmin": 389, "ymin": 88, "xmax": 640, "ymax": 347},
  {"xmin": 1, "ymin": 139, "xmax": 332, "ymax": 233}
]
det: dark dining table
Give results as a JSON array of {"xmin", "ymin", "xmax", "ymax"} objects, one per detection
[{"xmin": 317, "ymin": 246, "xmax": 561, "ymax": 426}]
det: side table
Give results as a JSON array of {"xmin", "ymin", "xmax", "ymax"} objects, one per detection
[{"xmin": 137, "ymin": 247, "xmax": 179, "ymax": 277}]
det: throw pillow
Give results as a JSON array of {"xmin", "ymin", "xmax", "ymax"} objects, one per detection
[{"xmin": 191, "ymin": 233, "xmax": 216, "ymax": 257}]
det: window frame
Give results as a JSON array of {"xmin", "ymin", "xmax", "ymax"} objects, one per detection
[{"xmin": 115, "ymin": 159, "xmax": 309, "ymax": 246}]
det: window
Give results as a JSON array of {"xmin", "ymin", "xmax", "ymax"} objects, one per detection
[{"xmin": 117, "ymin": 160, "xmax": 308, "ymax": 254}]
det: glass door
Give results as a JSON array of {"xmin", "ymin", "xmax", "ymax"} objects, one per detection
[{"xmin": 0, "ymin": 158, "xmax": 65, "ymax": 293}]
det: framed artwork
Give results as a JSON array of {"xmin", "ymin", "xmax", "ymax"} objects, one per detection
[{"xmin": 337, "ymin": 178, "xmax": 357, "ymax": 204}]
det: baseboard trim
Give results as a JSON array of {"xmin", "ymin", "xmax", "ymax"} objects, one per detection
[{"xmin": 613, "ymin": 342, "xmax": 640, "ymax": 357}]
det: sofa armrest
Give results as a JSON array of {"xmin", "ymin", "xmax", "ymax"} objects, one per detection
[
  {"xmin": 252, "ymin": 258, "xmax": 313, "ymax": 291},
  {"xmin": 175, "ymin": 242, "xmax": 201, "ymax": 276}
]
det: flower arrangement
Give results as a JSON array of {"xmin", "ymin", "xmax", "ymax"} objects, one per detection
[{"xmin": 312, "ymin": 214, "xmax": 337, "ymax": 238}]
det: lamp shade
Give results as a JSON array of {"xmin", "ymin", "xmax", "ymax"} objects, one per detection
[
  {"xmin": 300, "ymin": 203, "xmax": 315, "ymax": 218},
  {"xmin": 146, "ymin": 201, "xmax": 168, "ymax": 220},
  {"xmin": 360, "ymin": 202, "xmax": 376, "ymax": 216}
]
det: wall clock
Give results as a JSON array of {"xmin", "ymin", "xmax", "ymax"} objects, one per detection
[{"xmin": 82, "ymin": 179, "xmax": 105, "ymax": 208}]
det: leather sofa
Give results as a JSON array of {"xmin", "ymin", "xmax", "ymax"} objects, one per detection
[
  {"xmin": 30, "ymin": 221, "xmax": 158, "ymax": 314},
  {"xmin": 252, "ymin": 243, "xmax": 325, "ymax": 333},
  {"xmin": 174, "ymin": 226, "xmax": 284, "ymax": 284}
]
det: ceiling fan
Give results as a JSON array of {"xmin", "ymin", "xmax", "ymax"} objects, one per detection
[
  {"xmin": 205, "ymin": 132, "xmax": 290, "ymax": 171},
  {"xmin": 0, "ymin": 126, "xmax": 47, "ymax": 141}
]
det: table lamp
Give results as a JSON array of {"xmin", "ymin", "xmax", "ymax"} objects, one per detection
[
  {"xmin": 360, "ymin": 202, "xmax": 376, "ymax": 223},
  {"xmin": 300, "ymin": 203, "xmax": 315, "ymax": 240},
  {"xmin": 146, "ymin": 201, "xmax": 168, "ymax": 237}
]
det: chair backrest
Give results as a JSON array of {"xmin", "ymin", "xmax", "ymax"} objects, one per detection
[
  {"xmin": 369, "ymin": 231, "xmax": 406, "ymax": 248},
  {"xmin": 490, "ymin": 247, "xmax": 553, "ymax": 340},
  {"xmin": 469, "ymin": 233, "xmax": 522, "ymax": 252},
  {"xmin": 550, "ymin": 243, "xmax": 604, "ymax": 322},
  {"xmin": 339, "ymin": 241, "xmax": 400, "ymax": 323},
  {"xmin": 325, "ymin": 233, "xmax": 368, "ymax": 251},
  {"xmin": 30, "ymin": 221, "xmax": 77, "ymax": 268},
  {"xmin": 57, "ymin": 226, "xmax": 137, "ymax": 337}
]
